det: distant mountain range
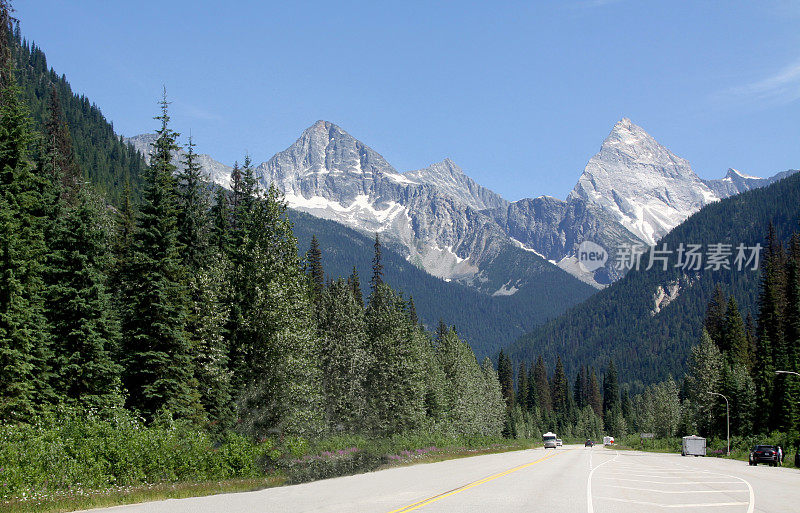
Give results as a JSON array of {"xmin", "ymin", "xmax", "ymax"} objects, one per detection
[{"xmin": 127, "ymin": 118, "xmax": 795, "ymax": 292}]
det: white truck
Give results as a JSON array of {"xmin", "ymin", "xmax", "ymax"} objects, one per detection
[
  {"xmin": 543, "ymin": 432, "xmax": 558, "ymax": 449},
  {"xmin": 681, "ymin": 435, "xmax": 706, "ymax": 456},
  {"xmin": 603, "ymin": 436, "xmax": 615, "ymax": 446}
]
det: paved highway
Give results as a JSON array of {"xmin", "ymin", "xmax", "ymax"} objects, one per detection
[{"xmin": 90, "ymin": 445, "xmax": 800, "ymax": 512}]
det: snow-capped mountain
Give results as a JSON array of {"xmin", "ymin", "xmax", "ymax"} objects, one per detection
[
  {"xmin": 126, "ymin": 118, "xmax": 796, "ymax": 290},
  {"xmin": 254, "ymin": 120, "xmax": 555, "ymax": 292},
  {"xmin": 568, "ymin": 118, "xmax": 718, "ymax": 246}
]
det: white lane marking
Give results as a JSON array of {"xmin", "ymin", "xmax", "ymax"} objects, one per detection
[
  {"xmin": 597, "ymin": 477, "xmax": 742, "ymax": 485},
  {"xmin": 596, "ymin": 496, "xmax": 749, "ymax": 508},
  {"xmin": 587, "ymin": 450, "xmax": 620, "ymax": 513},
  {"xmin": 696, "ymin": 470, "xmax": 755, "ymax": 513},
  {"xmin": 602, "ymin": 473, "xmax": 712, "ymax": 479},
  {"xmin": 606, "ymin": 485, "xmax": 748, "ymax": 494}
]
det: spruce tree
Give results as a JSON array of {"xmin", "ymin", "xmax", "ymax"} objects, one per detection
[
  {"xmin": 120, "ymin": 92, "xmax": 201, "ymax": 421},
  {"xmin": 551, "ymin": 356, "xmax": 568, "ymax": 415},
  {"xmin": 533, "ymin": 356, "xmax": 552, "ymax": 412},
  {"xmin": 234, "ymin": 184, "xmax": 323, "ymax": 438},
  {"xmin": 723, "ymin": 296, "xmax": 749, "ymax": 367},
  {"xmin": 517, "ymin": 362, "xmax": 529, "ymax": 412},
  {"xmin": 176, "ymin": 135, "xmax": 209, "ymax": 270},
  {"xmin": 365, "ymin": 282, "xmax": 425, "ymax": 434},
  {"xmin": 704, "ymin": 285, "xmax": 727, "ymax": 347},
  {"xmin": 347, "ymin": 265, "xmax": 363, "ymax": 309},
  {"xmin": 371, "ymin": 233, "xmax": 383, "ymax": 291},
  {"xmin": 481, "ymin": 357, "xmax": 506, "ymax": 436},
  {"xmin": 602, "ymin": 360, "xmax": 620, "ymax": 418},
  {"xmin": 497, "ymin": 349, "xmax": 514, "ymax": 408},
  {"xmin": 306, "ymin": 235, "xmax": 324, "ymax": 299},
  {"xmin": 0, "ymin": 52, "xmax": 50, "ymax": 420},
  {"xmin": 318, "ymin": 278, "xmax": 370, "ymax": 432},
  {"xmin": 588, "ymin": 367, "xmax": 602, "ymax": 418},
  {"xmin": 45, "ymin": 187, "xmax": 122, "ymax": 411}
]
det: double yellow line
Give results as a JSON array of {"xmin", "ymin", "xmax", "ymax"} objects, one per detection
[{"xmin": 387, "ymin": 449, "xmax": 566, "ymax": 513}]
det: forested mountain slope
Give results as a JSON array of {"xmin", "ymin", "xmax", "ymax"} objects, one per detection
[
  {"xmin": 12, "ymin": 29, "xmax": 145, "ymax": 204},
  {"xmin": 290, "ymin": 209, "xmax": 595, "ymax": 360},
  {"xmin": 508, "ymin": 171, "xmax": 800, "ymax": 388}
]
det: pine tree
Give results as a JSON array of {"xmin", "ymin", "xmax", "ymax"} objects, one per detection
[
  {"xmin": 497, "ymin": 349, "xmax": 514, "ymax": 408},
  {"xmin": 723, "ymin": 296, "xmax": 749, "ymax": 366},
  {"xmin": 365, "ymin": 282, "xmax": 425, "ymax": 434},
  {"xmin": 371, "ymin": 233, "xmax": 383, "ymax": 291},
  {"xmin": 176, "ymin": 135, "xmax": 209, "ymax": 270},
  {"xmin": 551, "ymin": 356, "xmax": 569, "ymax": 415},
  {"xmin": 588, "ymin": 367, "xmax": 602, "ymax": 418},
  {"xmin": 517, "ymin": 362, "xmax": 529, "ymax": 412},
  {"xmin": 318, "ymin": 278, "xmax": 370, "ymax": 433},
  {"xmin": 0, "ymin": 47, "xmax": 51, "ymax": 420},
  {"xmin": 347, "ymin": 265, "xmax": 363, "ymax": 309},
  {"xmin": 533, "ymin": 356, "xmax": 552, "ymax": 412},
  {"xmin": 306, "ymin": 235, "xmax": 324, "ymax": 299},
  {"xmin": 704, "ymin": 284, "xmax": 727, "ymax": 347},
  {"xmin": 120, "ymin": 92, "xmax": 201, "ymax": 421},
  {"xmin": 45, "ymin": 187, "xmax": 122, "ymax": 411}
]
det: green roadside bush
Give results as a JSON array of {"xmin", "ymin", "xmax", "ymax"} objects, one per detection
[{"xmin": 0, "ymin": 408, "xmax": 273, "ymax": 500}]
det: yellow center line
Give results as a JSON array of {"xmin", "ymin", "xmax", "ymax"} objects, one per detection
[{"xmin": 386, "ymin": 448, "xmax": 569, "ymax": 513}]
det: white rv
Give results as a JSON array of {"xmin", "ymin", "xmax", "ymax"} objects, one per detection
[
  {"xmin": 543, "ymin": 432, "xmax": 558, "ymax": 449},
  {"xmin": 603, "ymin": 436, "xmax": 615, "ymax": 446}
]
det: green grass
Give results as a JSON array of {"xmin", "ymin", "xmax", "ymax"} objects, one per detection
[{"xmin": 0, "ymin": 411, "xmax": 537, "ymax": 513}]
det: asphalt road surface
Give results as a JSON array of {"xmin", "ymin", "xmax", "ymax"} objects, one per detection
[{"xmin": 90, "ymin": 445, "xmax": 800, "ymax": 512}]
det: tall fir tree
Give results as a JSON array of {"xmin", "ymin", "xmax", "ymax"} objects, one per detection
[
  {"xmin": 533, "ymin": 355, "xmax": 552, "ymax": 412},
  {"xmin": 496, "ymin": 349, "xmax": 514, "ymax": 408},
  {"xmin": 306, "ymin": 235, "xmax": 324, "ymax": 300},
  {"xmin": 318, "ymin": 278, "xmax": 370, "ymax": 432},
  {"xmin": 175, "ymin": 135, "xmax": 209, "ymax": 270},
  {"xmin": 602, "ymin": 360, "xmax": 620, "ymax": 418},
  {"xmin": 550, "ymin": 356, "xmax": 569, "ymax": 415},
  {"xmin": 588, "ymin": 367, "xmax": 602, "ymax": 418},
  {"xmin": 371, "ymin": 233, "xmax": 383, "ymax": 291},
  {"xmin": 119, "ymin": 92, "xmax": 201, "ymax": 421},
  {"xmin": 704, "ymin": 284, "xmax": 727, "ymax": 348},
  {"xmin": 516, "ymin": 362, "xmax": 529, "ymax": 412},
  {"xmin": 0, "ymin": 41, "xmax": 51, "ymax": 420}
]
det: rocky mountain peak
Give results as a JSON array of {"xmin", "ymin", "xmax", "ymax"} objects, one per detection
[{"xmin": 569, "ymin": 118, "xmax": 715, "ymax": 245}]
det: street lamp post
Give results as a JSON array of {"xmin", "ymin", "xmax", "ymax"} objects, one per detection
[
  {"xmin": 708, "ymin": 392, "xmax": 730, "ymax": 456},
  {"xmin": 775, "ymin": 370, "xmax": 800, "ymax": 377}
]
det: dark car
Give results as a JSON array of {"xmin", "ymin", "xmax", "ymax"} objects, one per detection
[
  {"xmin": 585, "ymin": 439, "xmax": 594, "ymax": 447},
  {"xmin": 749, "ymin": 445, "xmax": 779, "ymax": 466}
]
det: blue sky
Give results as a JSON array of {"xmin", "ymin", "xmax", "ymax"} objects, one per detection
[{"xmin": 17, "ymin": 0, "xmax": 800, "ymax": 200}]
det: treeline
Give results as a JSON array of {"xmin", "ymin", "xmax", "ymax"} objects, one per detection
[{"xmin": 0, "ymin": 10, "xmax": 504, "ymax": 439}]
